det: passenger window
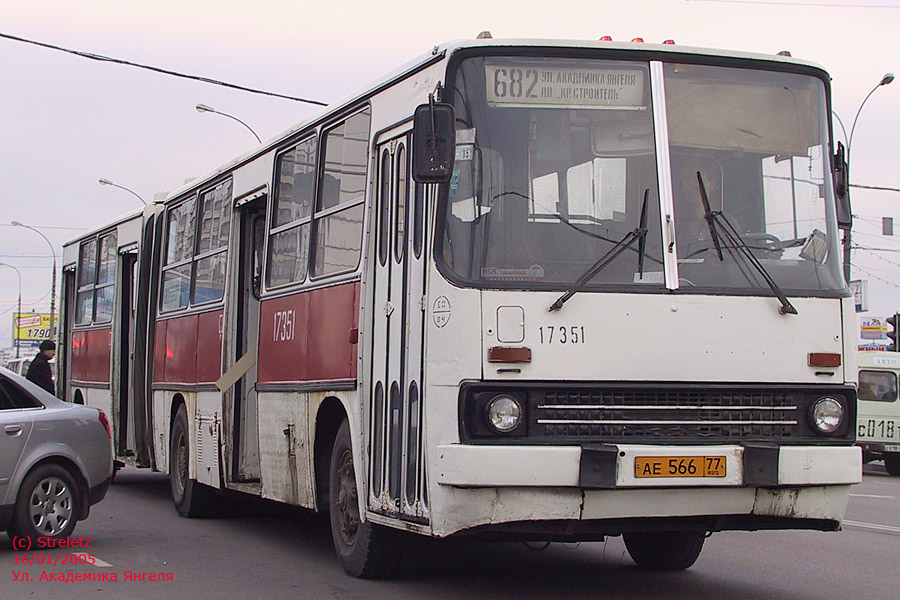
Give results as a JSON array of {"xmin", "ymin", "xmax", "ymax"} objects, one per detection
[
  {"xmin": 859, "ymin": 370, "xmax": 898, "ymax": 402},
  {"xmin": 75, "ymin": 232, "xmax": 117, "ymax": 325},
  {"xmin": 267, "ymin": 136, "xmax": 317, "ymax": 288},
  {"xmin": 0, "ymin": 377, "xmax": 42, "ymax": 409},
  {"xmin": 311, "ymin": 108, "xmax": 371, "ymax": 278}
]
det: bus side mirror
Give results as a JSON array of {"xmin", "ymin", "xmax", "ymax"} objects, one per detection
[
  {"xmin": 412, "ymin": 102, "xmax": 455, "ymax": 183},
  {"xmin": 834, "ymin": 142, "xmax": 852, "ymax": 230}
]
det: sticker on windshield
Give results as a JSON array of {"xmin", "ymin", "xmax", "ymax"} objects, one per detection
[
  {"xmin": 481, "ymin": 265, "xmax": 545, "ymax": 281},
  {"xmin": 456, "ymin": 144, "xmax": 474, "ymax": 161}
]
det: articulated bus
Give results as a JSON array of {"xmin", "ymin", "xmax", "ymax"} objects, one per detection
[
  {"xmin": 857, "ymin": 351, "xmax": 900, "ymax": 475},
  {"xmin": 60, "ymin": 36, "xmax": 861, "ymax": 577}
]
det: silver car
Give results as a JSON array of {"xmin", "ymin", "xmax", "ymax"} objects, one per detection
[{"xmin": 1, "ymin": 367, "xmax": 112, "ymax": 541}]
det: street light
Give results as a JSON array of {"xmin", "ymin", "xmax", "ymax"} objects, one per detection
[
  {"xmin": 10, "ymin": 221, "xmax": 56, "ymax": 342},
  {"xmin": 838, "ymin": 72, "xmax": 894, "ymax": 283},
  {"xmin": 0, "ymin": 262, "xmax": 22, "ymax": 358},
  {"xmin": 98, "ymin": 178, "xmax": 147, "ymax": 205},
  {"xmin": 196, "ymin": 103, "xmax": 262, "ymax": 143}
]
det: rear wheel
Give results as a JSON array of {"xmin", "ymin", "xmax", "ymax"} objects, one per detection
[
  {"xmin": 170, "ymin": 404, "xmax": 215, "ymax": 517},
  {"xmin": 329, "ymin": 420, "xmax": 399, "ymax": 578},
  {"xmin": 884, "ymin": 453, "xmax": 900, "ymax": 476},
  {"xmin": 10, "ymin": 464, "xmax": 81, "ymax": 541},
  {"xmin": 624, "ymin": 531, "xmax": 705, "ymax": 571}
]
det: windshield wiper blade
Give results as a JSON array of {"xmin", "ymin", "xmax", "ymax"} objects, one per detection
[
  {"xmin": 696, "ymin": 173, "xmax": 798, "ymax": 316},
  {"xmin": 697, "ymin": 171, "xmax": 724, "ymax": 261},
  {"xmin": 549, "ymin": 189, "xmax": 650, "ymax": 312},
  {"xmin": 637, "ymin": 188, "xmax": 649, "ymax": 278}
]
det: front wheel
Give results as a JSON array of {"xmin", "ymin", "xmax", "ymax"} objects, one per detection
[
  {"xmin": 10, "ymin": 464, "xmax": 81, "ymax": 541},
  {"xmin": 623, "ymin": 531, "xmax": 705, "ymax": 571},
  {"xmin": 329, "ymin": 420, "xmax": 399, "ymax": 578},
  {"xmin": 170, "ymin": 405, "xmax": 215, "ymax": 517}
]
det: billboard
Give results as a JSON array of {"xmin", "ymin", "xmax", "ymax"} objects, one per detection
[{"xmin": 13, "ymin": 313, "xmax": 57, "ymax": 348}]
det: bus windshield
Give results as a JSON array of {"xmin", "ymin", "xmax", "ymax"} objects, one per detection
[{"xmin": 438, "ymin": 55, "xmax": 845, "ymax": 295}]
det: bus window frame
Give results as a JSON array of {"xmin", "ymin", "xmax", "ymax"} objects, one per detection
[
  {"xmin": 265, "ymin": 133, "xmax": 318, "ymax": 291},
  {"xmin": 158, "ymin": 176, "xmax": 233, "ymax": 315},
  {"xmin": 309, "ymin": 106, "xmax": 371, "ymax": 281},
  {"xmin": 74, "ymin": 230, "xmax": 118, "ymax": 327}
]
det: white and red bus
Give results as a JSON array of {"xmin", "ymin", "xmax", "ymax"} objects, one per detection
[{"xmin": 60, "ymin": 36, "xmax": 861, "ymax": 577}]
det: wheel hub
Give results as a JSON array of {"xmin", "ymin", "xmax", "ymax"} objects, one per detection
[
  {"xmin": 335, "ymin": 449, "xmax": 360, "ymax": 546},
  {"xmin": 28, "ymin": 477, "xmax": 73, "ymax": 536}
]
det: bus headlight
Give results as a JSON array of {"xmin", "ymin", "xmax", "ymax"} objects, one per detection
[
  {"xmin": 487, "ymin": 395, "xmax": 523, "ymax": 433},
  {"xmin": 811, "ymin": 397, "xmax": 844, "ymax": 434}
]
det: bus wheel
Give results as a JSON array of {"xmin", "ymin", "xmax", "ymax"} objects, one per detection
[
  {"xmin": 623, "ymin": 531, "xmax": 705, "ymax": 571},
  {"xmin": 329, "ymin": 420, "xmax": 399, "ymax": 578},
  {"xmin": 885, "ymin": 454, "xmax": 900, "ymax": 476},
  {"xmin": 170, "ymin": 405, "xmax": 215, "ymax": 518}
]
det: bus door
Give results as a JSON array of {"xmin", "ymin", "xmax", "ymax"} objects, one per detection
[
  {"xmin": 115, "ymin": 249, "xmax": 138, "ymax": 456},
  {"xmin": 228, "ymin": 193, "xmax": 266, "ymax": 482},
  {"xmin": 370, "ymin": 130, "xmax": 429, "ymax": 522}
]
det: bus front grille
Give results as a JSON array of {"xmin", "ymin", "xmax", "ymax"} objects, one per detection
[{"xmin": 532, "ymin": 389, "xmax": 800, "ymax": 441}]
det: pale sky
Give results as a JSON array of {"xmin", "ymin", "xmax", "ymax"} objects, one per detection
[{"xmin": 1, "ymin": 0, "xmax": 898, "ymax": 348}]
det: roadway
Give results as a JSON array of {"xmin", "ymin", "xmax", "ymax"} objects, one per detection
[{"xmin": 1, "ymin": 463, "xmax": 897, "ymax": 599}]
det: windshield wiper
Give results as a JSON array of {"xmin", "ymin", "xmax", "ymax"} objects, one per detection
[
  {"xmin": 696, "ymin": 172, "xmax": 797, "ymax": 316},
  {"xmin": 549, "ymin": 190, "xmax": 649, "ymax": 312}
]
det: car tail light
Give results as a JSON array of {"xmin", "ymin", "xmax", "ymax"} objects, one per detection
[{"xmin": 97, "ymin": 409, "xmax": 112, "ymax": 438}]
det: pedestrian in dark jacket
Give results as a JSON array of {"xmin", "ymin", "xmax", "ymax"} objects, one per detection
[{"xmin": 26, "ymin": 340, "xmax": 56, "ymax": 395}]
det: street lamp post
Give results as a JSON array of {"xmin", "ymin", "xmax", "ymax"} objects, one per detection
[
  {"xmin": 196, "ymin": 103, "xmax": 262, "ymax": 143},
  {"xmin": 0, "ymin": 262, "xmax": 22, "ymax": 357},
  {"xmin": 839, "ymin": 72, "xmax": 894, "ymax": 283},
  {"xmin": 98, "ymin": 178, "xmax": 147, "ymax": 205},
  {"xmin": 10, "ymin": 221, "xmax": 56, "ymax": 342}
]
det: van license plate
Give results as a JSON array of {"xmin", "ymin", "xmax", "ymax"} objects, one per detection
[{"xmin": 634, "ymin": 456, "xmax": 727, "ymax": 478}]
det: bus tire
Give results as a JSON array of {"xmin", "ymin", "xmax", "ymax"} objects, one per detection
[
  {"xmin": 623, "ymin": 531, "xmax": 705, "ymax": 571},
  {"xmin": 170, "ymin": 404, "xmax": 215, "ymax": 518},
  {"xmin": 329, "ymin": 420, "xmax": 399, "ymax": 578},
  {"xmin": 885, "ymin": 453, "xmax": 900, "ymax": 476}
]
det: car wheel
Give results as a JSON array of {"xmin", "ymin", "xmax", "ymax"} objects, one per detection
[
  {"xmin": 884, "ymin": 453, "xmax": 900, "ymax": 476},
  {"xmin": 329, "ymin": 420, "xmax": 399, "ymax": 578},
  {"xmin": 10, "ymin": 464, "xmax": 80, "ymax": 541},
  {"xmin": 624, "ymin": 531, "xmax": 705, "ymax": 571},
  {"xmin": 170, "ymin": 404, "xmax": 215, "ymax": 517}
]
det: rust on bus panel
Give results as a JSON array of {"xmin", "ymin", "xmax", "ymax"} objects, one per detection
[
  {"xmin": 152, "ymin": 309, "xmax": 223, "ymax": 384},
  {"xmin": 258, "ymin": 282, "xmax": 359, "ymax": 383},
  {"xmin": 70, "ymin": 327, "xmax": 112, "ymax": 383}
]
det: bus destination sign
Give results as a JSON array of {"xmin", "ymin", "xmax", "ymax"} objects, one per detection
[{"xmin": 485, "ymin": 64, "xmax": 645, "ymax": 109}]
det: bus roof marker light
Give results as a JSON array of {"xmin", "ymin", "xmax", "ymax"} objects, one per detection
[
  {"xmin": 663, "ymin": 39, "xmax": 675, "ymax": 45},
  {"xmin": 599, "ymin": 36, "xmax": 613, "ymax": 42},
  {"xmin": 631, "ymin": 37, "xmax": 644, "ymax": 43},
  {"xmin": 476, "ymin": 31, "xmax": 493, "ymax": 39}
]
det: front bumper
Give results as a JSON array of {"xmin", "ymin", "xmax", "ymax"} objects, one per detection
[
  {"xmin": 436, "ymin": 443, "xmax": 861, "ymax": 488},
  {"xmin": 428, "ymin": 444, "xmax": 860, "ymax": 538}
]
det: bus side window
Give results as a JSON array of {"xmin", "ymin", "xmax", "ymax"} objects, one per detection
[{"xmin": 859, "ymin": 370, "xmax": 898, "ymax": 402}]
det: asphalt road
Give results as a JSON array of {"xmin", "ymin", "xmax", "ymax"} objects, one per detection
[{"xmin": 2, "ymin": 463, "xmax": 898, "ymax": 599}]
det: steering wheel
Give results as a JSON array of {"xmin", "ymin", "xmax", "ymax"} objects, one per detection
[{"xmin": 740, "ymin": 232, "xmax": 783, "ymax": 257}]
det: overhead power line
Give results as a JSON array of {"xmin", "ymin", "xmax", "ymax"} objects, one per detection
[
  {"xmin": 851, "ymin": 183, "xmax": 900, "ymax": 193},
  {"xmin": 0, "ymin": 31, "xmax": 328, "ymax": 106}
]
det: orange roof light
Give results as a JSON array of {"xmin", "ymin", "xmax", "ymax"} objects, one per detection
[{"xmin": 631, "ymin": 37, "xmax": 644, "ymax": 43}]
